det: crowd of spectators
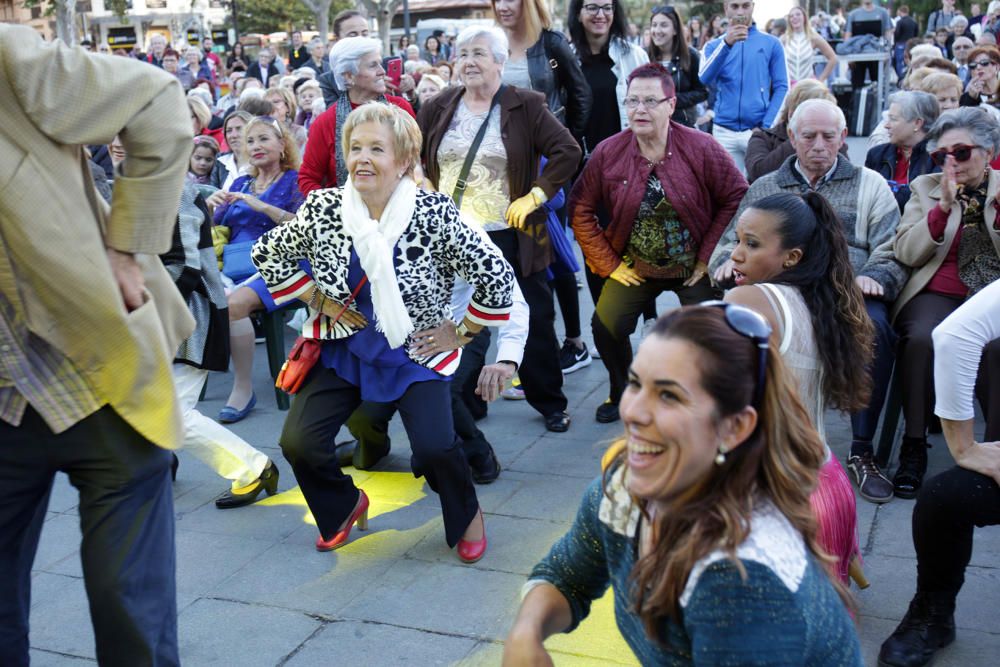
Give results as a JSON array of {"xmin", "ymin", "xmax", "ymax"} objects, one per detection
[{"xmin": 8, "ymin": 2, "xmax": 1000, "ymax": 666}]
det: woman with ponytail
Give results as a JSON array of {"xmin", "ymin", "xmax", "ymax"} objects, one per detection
[
  {"xmin": 724, "ymin": 191, "xmax": 875, "ymax": 586},
  {"xmin": 504, "ymin": 305, "xmax": 861, "ymax": 665}
]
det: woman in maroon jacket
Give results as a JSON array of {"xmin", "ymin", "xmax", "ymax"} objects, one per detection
[{"xmin": 570, "ymin": 63, "xmax": 747, "ymax": 423}]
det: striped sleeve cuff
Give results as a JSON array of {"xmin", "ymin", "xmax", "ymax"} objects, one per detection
[
  {"xmin": 269, "ymin": 271, "xmax": 313, "ymax": 306},
  {"xmin": 465, "ymin": 300, "xmax": 511, "ymax": 327}
]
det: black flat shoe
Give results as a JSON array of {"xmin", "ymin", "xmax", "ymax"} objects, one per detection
[
  {"xmin": 471, "ymin": 450, "xmax": 502, "ymax": 484},
  {"xmin": 595, "ymin": 400, "xmax": 620, "ymax": 423},
  {"xmin": 545, "ymin": 411, "xmax": 571, "ymax": 433},
  {"xmin": 215, "ymin": 460, "xmax": 280, "ymax": 509}
]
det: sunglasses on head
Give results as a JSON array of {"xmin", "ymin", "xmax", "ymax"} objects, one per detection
[
  {"xmin": 930, "ymin": 143, "xmax": 979, "ymax": 166},
  {"xmin": 652, "ymin": 5, "xmax": 676, "ymax": 15},
  {"xmin": 700, "ymin": 301, "xmax": 771, "ymax": 409}
]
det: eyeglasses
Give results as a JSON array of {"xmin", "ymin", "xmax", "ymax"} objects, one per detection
[
  {"xmin": 583, "ymin": 3, "xmax": 615, "ymax": 16},
  {"xmin": 930, "ymin": 143, "xmax": 980, "ymax": 166},
  {"xmin": 700, "ymin": 301, "xmax": 771, "ymax": 409},
  {"xmin": 651, "ymin": 5, "xmax": 676, "ymax": 15},
  {"xmin": 967, "ymin": 59, "xmax": 997, "ymax": 70},
  {"xmin": 624, "ymin": 96, "xmax": 670, "ymax": 109}
]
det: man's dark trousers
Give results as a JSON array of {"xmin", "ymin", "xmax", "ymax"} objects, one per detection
[{"xmin": 0, "ymin": 406, "xmax": 178, "ymax": 667}]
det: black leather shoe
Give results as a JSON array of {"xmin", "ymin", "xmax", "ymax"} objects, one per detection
[
  {"xmin": 894, "ymin": 437, "xmax": 929, "ymax": 499},
  {"xmin": 544, "ymin": 411, "xmax": 571, "ymax": 432},
  {"xmin": 215, "ymin": 461, "xmax": 280, "ymax": 509},
  {"xmin": 595, "ymin": 399, "xmax": 620, "ymax": 423},
  {"xmin": 335, "ymin": 440, "xmax": 358, "ymax": 467},
  {"xmin": 471, "ymin": 449, "xmax": 502, "ymax": 484},
  {"xmin": 878, "ymin": 592, "xmax": 956, "ymax": 667}
]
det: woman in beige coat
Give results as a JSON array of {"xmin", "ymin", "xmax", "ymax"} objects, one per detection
[{"xmin": 892, "ymin": 107, "xmax": 1000, "ymax": 501}]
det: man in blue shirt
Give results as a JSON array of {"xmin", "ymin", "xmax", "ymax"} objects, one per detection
[{"xmin": 699, "ymin": 0, "xmax": 788, "ymax": 173}]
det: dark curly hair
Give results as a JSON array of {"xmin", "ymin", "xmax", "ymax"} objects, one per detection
[{"xmin": 747, "ymin": 192, "xmax": 874, "ymax": 412}]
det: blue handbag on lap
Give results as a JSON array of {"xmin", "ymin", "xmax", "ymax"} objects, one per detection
[{"xmin": 222, "ymin": 240, "xmax": 257, "ymax": 282}]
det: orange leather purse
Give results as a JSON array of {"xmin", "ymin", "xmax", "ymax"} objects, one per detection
[{"xmin": 276, "ymin": 276, "xmax": 368, "ymax": 394}]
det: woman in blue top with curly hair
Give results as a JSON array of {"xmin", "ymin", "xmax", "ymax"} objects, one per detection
[
  {"xmin": 504, "ymin": 305, "xmax": 861, "ymax": 665},
  {"xmin": 206, "ymin": 115, "xmax": 304, "ymax": 423}
]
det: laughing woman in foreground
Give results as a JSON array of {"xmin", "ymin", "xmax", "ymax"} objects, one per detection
[{"xmin": 503, "ymin": 305, "xmax": 861, "ymax": 665}]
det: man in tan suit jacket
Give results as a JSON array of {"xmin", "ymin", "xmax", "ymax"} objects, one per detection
[{"xmin": 0, "ymin": 25, "xmax": 194, "ymax": 666}]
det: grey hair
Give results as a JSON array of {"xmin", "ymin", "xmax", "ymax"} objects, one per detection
[
  {"xmin": 455, "ymin": 25, "xmax": 508, "ymax": 65},
  {"xmin": 951, "ymin": 15, "xmax": 969, "ymax": 28},
  {"xmin": 788, "ymin": 99, "xmax": 847, "ymax": 135},
  {"xmin": 888, "ymin": 91, "xmax": 940, "ymax": 131},
  {"xmin": 926, "ymin": 106, "xmax": 1000, "ymax": 155},
  {"xmin": 329, "ymin": 36, "xmax": 382, "ymax": 89},
  {"xmin": 308, "ymin": 37, "xmax": 324, "ymax": 50}
]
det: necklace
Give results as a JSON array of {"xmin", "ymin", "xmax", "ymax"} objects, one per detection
[{"xmin": 252, "ymin": 171, "xmax": 281, "ymax": 194}]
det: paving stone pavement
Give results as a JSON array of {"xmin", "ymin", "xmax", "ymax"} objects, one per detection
[{"xmin": 25, "ymin": 140, "xmax": 999, "ymax": 666}]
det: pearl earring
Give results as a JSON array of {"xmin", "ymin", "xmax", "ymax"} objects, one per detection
[{"xmin": 715, "ymin": 444, "xmax": 728, "ymax": 466}]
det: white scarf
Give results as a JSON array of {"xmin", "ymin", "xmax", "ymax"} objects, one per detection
[{"xmin": 340, "ymin": 176, "xmax": 417, "ymax": 348}]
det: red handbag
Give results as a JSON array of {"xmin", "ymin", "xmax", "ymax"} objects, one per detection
[{"xmin": 275, "ymin": 276, "xmax": 368, "ymax": 394}]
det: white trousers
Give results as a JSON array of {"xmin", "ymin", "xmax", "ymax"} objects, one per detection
[
  {"xmin": 173, "ymin": 364, "xmax": 269, "ymax": 488},
  {"xmin": 933, "ymin": 280, "xmax": 1000, "ymax": 421},
  {"xmin": 712, "ymin": 124, "xmax": 753, "ymax": 175}
]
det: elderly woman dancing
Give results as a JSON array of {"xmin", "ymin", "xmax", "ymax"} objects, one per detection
[
  {"xmin": 252, "ymin": 104, "xmax": 515, "ymax": 562},
  {"xmin": 418, "ymin": 25, "xmax": 582, "ymax": 433},
  {"xmin": 299, "ymin": 36, "xmax": 415, "ymax": 193}
]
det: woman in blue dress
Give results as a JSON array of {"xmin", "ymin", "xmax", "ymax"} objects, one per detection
[
  {"xmin": 504, "ymin": 304, "xmax": 862, "ymax": 665},
  {"xmin": 208, "ymin": 115, "xmax": 304, "ymax": 423},
  {"xmin": 252, "ymin": 103, "xmax": 516, "ymax": 562}
]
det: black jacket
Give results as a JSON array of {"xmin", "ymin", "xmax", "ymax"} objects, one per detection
[
  {"xmin": 865, "ymin": 138, "xmax": 938, "ymax": 212},
  {"xmin": 526, "ymin": 29, "xmax": 592, "ymax": 142},
  {"xmin": 246, "ymin": 61, "xmax": 280, "ymax": 84},
  {"xmin": 658, "ymin": 47, "xmax": 708, "ymax": 127}
]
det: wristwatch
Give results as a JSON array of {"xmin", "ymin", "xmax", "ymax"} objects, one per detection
[{"xmin": 456, "ymin": 321, "xmax": 476, "ymax": 343}]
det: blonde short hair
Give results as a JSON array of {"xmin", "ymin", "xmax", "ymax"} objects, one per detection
[
  {"xmin": 341, "ymin": 102, "xmax": 421, "ymax": 176},
  {"xmin": 242, "ymin": 115, "xmax": 302, "ymax": 175},
  {"xmin": 777, "ymin": 79, "xmax": 835, "ymax": 126},
  {"xmin": 187, "ymin": 96, "xmax": 211, "ymax": 132},
  {"xmin": 918, "ymin": 72, "xmax": 964, "ymax": 98},
  {"xmin": 266, "ymin": 87, "xmax": 298, "ymax": 123}
]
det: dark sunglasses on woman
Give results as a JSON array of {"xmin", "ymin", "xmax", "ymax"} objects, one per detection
[{"xmin": 930, "ymin": 144, "xmax": 978, "ymax": 166}]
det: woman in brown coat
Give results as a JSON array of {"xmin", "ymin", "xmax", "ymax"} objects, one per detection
[{"xmin": 418, "ymin": 25, "xmax": 581, "ymax": 434}]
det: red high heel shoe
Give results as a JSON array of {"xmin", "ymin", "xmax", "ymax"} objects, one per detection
[
  {"xmin": 316, "ymin": 490, "xmax": 369, "ymax": 552},
  {"xmin": 456, "ymin": 508, "xmax": 487, "ymax": 563}
]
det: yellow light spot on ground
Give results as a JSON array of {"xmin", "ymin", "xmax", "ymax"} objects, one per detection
[{"xmin": 255, "ymin": 469, "xmax": 429, "ymax": 528}]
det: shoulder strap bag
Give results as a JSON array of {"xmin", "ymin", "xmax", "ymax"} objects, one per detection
[{"xmin": 452, "ymin": 85, "xmax": 506, "ymax": 209}]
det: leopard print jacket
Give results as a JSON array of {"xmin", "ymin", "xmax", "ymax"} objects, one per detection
[{"xmin": 251, "ymin": 187, "xmax": 515, "ymax": 375}]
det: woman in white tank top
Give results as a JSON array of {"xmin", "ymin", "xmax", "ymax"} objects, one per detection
[
  {"xmin": 724, "ymin": 191, "xmax": 875, "ymax": 587},
  {"xmin": 782, "ymin": 6, "xmax": 838, "ymax": 85}
]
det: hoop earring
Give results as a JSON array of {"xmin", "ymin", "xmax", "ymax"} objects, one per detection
[{"xmin": 715, "ymin": 444, "xmax": 728, "ymax": 466}]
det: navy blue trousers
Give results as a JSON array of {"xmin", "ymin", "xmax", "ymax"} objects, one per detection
[{"xmin": 0, "ymin": 406, "xmax": 178, "ymax": 667}]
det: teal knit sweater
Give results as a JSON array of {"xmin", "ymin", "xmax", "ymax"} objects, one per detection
[{"xmin": 527, "ymin": 472, "xmax": 863, "ymax": 666}]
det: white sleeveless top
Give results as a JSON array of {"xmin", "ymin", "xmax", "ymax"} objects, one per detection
[
  {"xmin": 758, "ymin": 283, "xmax": 828, "ymax": 446},
  {"xmin": 783, "ymin": 32, "xmax": 815, "ymax": 84}
]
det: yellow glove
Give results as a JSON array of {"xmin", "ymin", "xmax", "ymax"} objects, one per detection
[{"xmin": 504, "ymin": 187, "xmax": 548, "ymax": 230}]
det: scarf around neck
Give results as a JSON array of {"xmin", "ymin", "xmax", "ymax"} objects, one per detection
[
  {"xmin": 340, "ymin": 175, "xmax": 417, "ymax": 348},
  {"xmin": 334, "ymin": 92, "xmax": 389, "ymax": 187}
]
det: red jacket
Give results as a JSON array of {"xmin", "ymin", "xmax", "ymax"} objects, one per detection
[
  {"xmin": 298, "ymin": 95, "xmax": 415, "ymax": 195},
  {"xmin": 570, "ymin": 121, "xmax": 748, "ymax": 277}
]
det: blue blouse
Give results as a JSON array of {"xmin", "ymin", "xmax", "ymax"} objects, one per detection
[
  {"xmin": 528, "ymin": 472, "xmax": 863, "ymax": 666},
  {"xmin": 321, "ymin": 249, "xmax": 442, "ymax": 402},
  {"xmin": 213, "ymin": 170, "xmax": 304, "ymax": 244}
]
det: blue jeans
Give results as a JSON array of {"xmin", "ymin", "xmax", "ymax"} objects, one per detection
[{"xmin": 850, "ymin": 298, "xmax": 898, "ymax": 443}]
